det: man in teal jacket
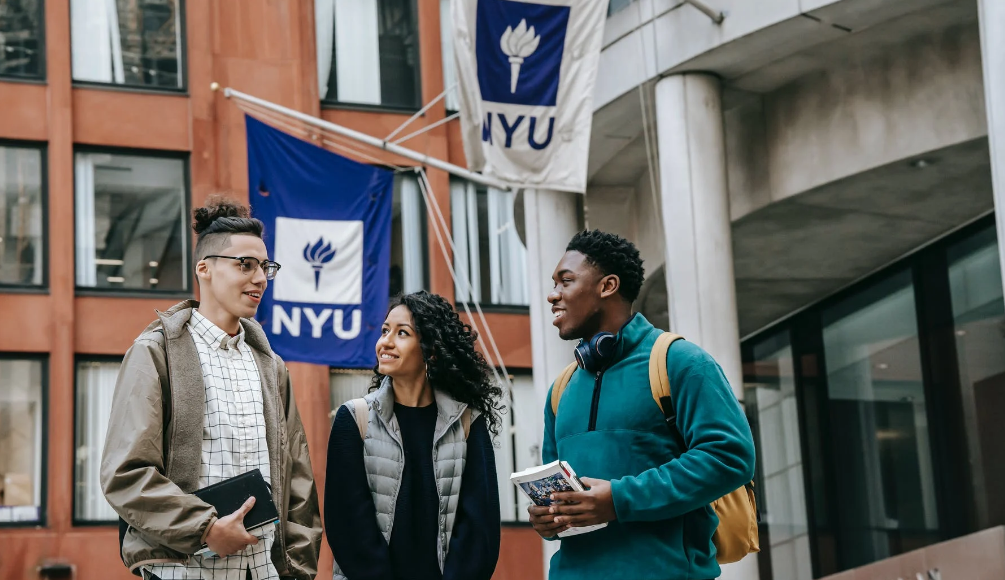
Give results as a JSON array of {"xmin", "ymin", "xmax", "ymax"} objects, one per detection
[{"xmin": 529, "ymin": 230, "xmax": 756, "ymax": 580}]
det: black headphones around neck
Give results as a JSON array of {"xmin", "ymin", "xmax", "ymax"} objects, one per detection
[{"xmin": 574, "ymin": 332, "xmax": 618, "ymax": 373}]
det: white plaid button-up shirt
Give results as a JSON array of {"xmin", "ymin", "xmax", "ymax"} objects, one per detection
[{"xmin": 145, "ymin": 310, "xmax": 279, "ymax": 580}]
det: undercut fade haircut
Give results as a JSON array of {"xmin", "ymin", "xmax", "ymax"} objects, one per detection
[
  {"xmin": 566, "ymin": 229, "xmax": 645, "ymax": 302},
  {"xmin": 192, "ymin": 195, "xmax": 265, "ymax": 260}
]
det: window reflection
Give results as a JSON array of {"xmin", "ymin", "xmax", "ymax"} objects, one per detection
[
  {"xmin": 744, "ymin": 331, "xmax": 813, "ymax": 580},
  {"xmin": 74, "ymin": 152, "xmax": 188, "ymax": 291},
  {"xmin": 71, "ymin": 0, "xmax": 184, "ymax": 89},
  {"xmin": 948, "ymin": 226, "xmax": 1005, "ymax": 529},
  {"xmin": 821, "ymin": 270, "xmax": 939, "ymax": 568},
  {"xmin": 0, "ymin": 0, "xmax": 44, "ymax": 78},
  {"xmin": 0, "ymin": 145, "xmax": 43, "ymax": 287},
  {"xmin": 0, "ymin": 357, "xmax": 44, "ymax": 524}
]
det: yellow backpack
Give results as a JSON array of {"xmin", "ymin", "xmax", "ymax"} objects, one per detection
[{"xmin": 550, "ymin": 332, "xmax": 760, "ymax": 564}]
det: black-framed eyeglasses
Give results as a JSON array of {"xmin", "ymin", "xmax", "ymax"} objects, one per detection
[{"xmin": 204, "ymin": 256, "xmax": 282, "ymax": 280}]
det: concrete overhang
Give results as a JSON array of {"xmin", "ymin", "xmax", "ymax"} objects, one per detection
[
  {"xmin": 586, "ymin": 0, "xmax": 992, "ymax": 338},
  {"xmin": 733, "ymin": 137, "xmax": 994, "ymax": 337},
  {"xmin": 589, "ymin": 0, "xmax": 978, "ymax": 187}
]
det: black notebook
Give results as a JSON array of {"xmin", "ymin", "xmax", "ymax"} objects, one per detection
[{"xmin": 193, "ymin": 468, "xmax": 279, "ymax": 556}]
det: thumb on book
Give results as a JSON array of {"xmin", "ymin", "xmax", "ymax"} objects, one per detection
[
  {"xmin": 236, "ymin": 496, "xmax": 256, "ymax": 517},
  {"xmin": 579, "ymin": 477, "xmax": 603, "ymax": 489}
]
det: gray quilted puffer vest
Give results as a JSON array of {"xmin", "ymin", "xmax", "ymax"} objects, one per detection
[{"xmin": 331, "ymin": 378, "xmax": 478, "ymax": 580}]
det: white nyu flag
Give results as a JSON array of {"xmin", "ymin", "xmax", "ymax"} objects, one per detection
[{"xmin": 452, "ymin": 0, "xmax": 607, "ymax": 193}]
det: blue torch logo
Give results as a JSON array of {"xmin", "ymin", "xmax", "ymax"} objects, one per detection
[{"xmin": 303, "ymin": 237, "xmax": 337, "ymax": 291}]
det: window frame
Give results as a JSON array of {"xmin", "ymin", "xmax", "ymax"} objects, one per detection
[
  {"xmin": 0, "ymin": 353, "xmax": 48, "ymax": 529},
  {"xmin": 741, "ymin": 329, "xmax": 802, "ymax": 580},
  {"xmin": 390, "ymin": 172, "xmax": 430, "ymax": 296},
  {"xmin": 319, "ymin": 0, "xmax": 424, "ymax": 113},
  {"xmin": 69, "ymin": 0, "xmax": 188, "ymax": 94},
  {"xmin": 72, "ymin": 145, "xmax": 193, "ymax": 298},
  {"xmin": 72, "ymin": 354, "xmax": 123, "ymax": 527},
  {"xmin": 497, "ymin": 368, "xmax": 535, "ymax": 524},
  {"xmin": 450, "ymin": 180, "xmax": 530, "ymax": 312},
  {"xmin": 741, "ymin": 213, "xmax": 998, "ymax": 577},
  {"xmin": 0, "ymin": 139, "xmax": 48, "ymax": 293},
  {"xmin": 0, "ymin": 0, "xmax": 46, "ymax": 82},
  {"xmin": 438, "ymin": 0, "xmax": 458, "ymax": 114}
]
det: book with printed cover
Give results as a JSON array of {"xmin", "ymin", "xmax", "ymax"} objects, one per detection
[{"xmin": 510, "ymin": 460, "xmax": 608, "ymax": 538}]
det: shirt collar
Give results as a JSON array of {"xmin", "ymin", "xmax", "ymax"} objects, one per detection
[{"xmin": 190, "ymin": 310, "xmax": 245, "ymax": 351}]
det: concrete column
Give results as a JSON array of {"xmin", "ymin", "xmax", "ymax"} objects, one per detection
[
  {"xmin": 654, "ymin": 74, "xmax": 758, "ymax": 580},
  {"xmin": 977, "ymin": 0, "xmax": 1005, "ymax": 295},
  {"xmin": 522, "ymin": 187, "xmax": 580, "ymax": 577}
]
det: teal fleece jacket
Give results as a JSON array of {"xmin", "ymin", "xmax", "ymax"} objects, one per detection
[{"xmin": 542, "ymin": 314, "xmax": 756, "ymax": 580}]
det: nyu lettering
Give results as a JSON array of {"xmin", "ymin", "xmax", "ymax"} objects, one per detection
[
  {"xmin": 272, "ymin": 304, "xmax": 362, "ymax": 340},
  {"xmin": 482, "ymin": 112, "xmax": 555, "ymax": 150}
]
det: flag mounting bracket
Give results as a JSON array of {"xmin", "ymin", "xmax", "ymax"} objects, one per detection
[{"xmin": 681, "ymin": 0, "xmax": 725, "ymax": 24}]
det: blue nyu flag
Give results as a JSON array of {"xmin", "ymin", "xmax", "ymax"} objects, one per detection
[{"xmin": 246, "ymin": 116, "xmax": 393, "ymax": 368}]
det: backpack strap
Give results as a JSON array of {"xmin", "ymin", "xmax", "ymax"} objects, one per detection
[
  {"xmin": 461, "ymin": 408, "xmax": 472, "ymax": 439},
  {"xmin": 649, "ymin": 332, "xmax": 685, "ymax": 427},
  {"xmin": 349, "ymin": 398, "xmax": 369, "ymax": 439},
  {"xmin": 550, "ymin": 362, "xmax": 579, "ymax": 415}
]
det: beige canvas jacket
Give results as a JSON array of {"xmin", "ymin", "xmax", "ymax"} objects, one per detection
[{"xmin": 100, "ymin": 300, "xmax": 322, "ymax": 578}]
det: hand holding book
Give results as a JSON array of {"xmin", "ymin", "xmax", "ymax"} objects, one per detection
[
  {"xmin": 549, "ymin": 477, "xmax": 617, "ymax": 528},
  {"xmin": 511, "ymin": 460, "xmax": 609, "ymax": 538},
  {"xmin": 205, "ymin": 496, "xmax": 260, "ymax": 557},
  {"xmin": 192, "ymin": 468, "xmax": 279, "ymax": 558}
]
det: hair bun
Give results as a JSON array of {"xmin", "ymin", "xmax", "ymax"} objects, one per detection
[{"xmin": 193, "ymin": 195, "xmax": 252, "ymax": 234}]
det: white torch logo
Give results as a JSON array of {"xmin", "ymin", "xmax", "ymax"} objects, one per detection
[{"xmin": 500, "ymin": 19, "xmax": 541, "ymax": 94}]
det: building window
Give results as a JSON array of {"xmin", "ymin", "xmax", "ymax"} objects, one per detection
[
  {"xmin": 0, "ymin": 356, "xmax": 45, "ymax": 525},
  {"xmin": 742, "ymin": 216, "xmax": 1003, "ymax": 576},
  {"xmin": 820, "ymin": 270, "xmax": 940, "ymax": 569},
  {"xmin": 439, "ymin": 0, "xmax": 458, "ymax": 112},
  {"xmin": 315, "ymin": 0, "xmax": 421, "ymax": 110},
  {"xmin": 743, "ymin": 331, "xmax": 812, "ymax": 580},
  {"xmin": 0, "ymin": 144, "xmax": 44, "ymax": 288},
  {"xmin": 390, "ymin": 174, "xmax": 428, "ymax": 297},
  {"xmin": 70, "ymin": 0, "xmax": 185, "ymax": 90},
  {"xmin": 450, "ymin": 179, "xmax": 528, "ymax": 307},
  {"xmin": 947, "ymin": 225, "xmax": 1005, "ymax": 530},
  {"xmin": 501, "ymin": 373, "xmax": 536, "ymax": 522},
  {"xmin": 74, "ymin": 151, "xmax": 188, "ymax": 292},
  {"xmin": 0, "ymin": 0, "xmax": 44, "ymax": 79},
  {"xmin": 75, "ymin": 359, "xmax": 121, "ymax": 523}
]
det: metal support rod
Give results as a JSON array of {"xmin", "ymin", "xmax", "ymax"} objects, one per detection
[
  {"xmin": 384, "ymin": 83, "xmax": 456, "ymax": 142},
  {"xmin": 216, "ymin": 84, "xmax": 514, "ymax": 191},
  {"xmin": 393, "ymin": 113, "xmax": 461, "ymax": 145},
  {"xmin": 683, "ymin": 0, "xmax": 724, "ymax": 24}
]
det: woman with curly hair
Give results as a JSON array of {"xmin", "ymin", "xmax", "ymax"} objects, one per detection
[{"xmin": 324, "ymin": 291, "xmax": 502, "ymax": 580}]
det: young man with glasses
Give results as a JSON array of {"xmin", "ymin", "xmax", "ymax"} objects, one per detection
[{"xmin": 101, "ymin": 197, "xmax": 322, "ymax": 580}]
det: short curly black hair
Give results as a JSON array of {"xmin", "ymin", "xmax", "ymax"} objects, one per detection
[
  {"xmin": 566, "ymin": 230, "xmax": 645, "ymax": 302},
  {"xmin": 370, "ymin": 291, "xmax": 504, "ymax": 437}
]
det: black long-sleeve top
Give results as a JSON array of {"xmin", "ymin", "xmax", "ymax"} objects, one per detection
[{"xmin": 324, "ymin": 402, "xmax": 500, "ymax": 580}]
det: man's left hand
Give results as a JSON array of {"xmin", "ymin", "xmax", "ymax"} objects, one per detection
[{"xmin": 549, "ymin": 477, "xmax": 617, "ymax": 527}]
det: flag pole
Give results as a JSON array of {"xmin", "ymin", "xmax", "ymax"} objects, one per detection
[{"xmin": 213, "ymin": 83, "xmax": 514, "ymax": 192}]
